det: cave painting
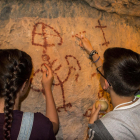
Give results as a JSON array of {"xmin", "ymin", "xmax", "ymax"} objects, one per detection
[
  {"xmin": 31, "ymin": 22, "xmax": 81, "ymax": 112},
  {"xmin": 72, "ymin": 31, "xmax": 86, "ymax": 38},
  {"xmin": 83, "ymin": 20, "xmax": 111, "ymax": 117},
  {"xmin": 72, "ymin": 29, "xmax": 109, "ymax": 117},
  {"xmin": 95, "ymin": 20, "xmax": 110, "ymax": 47},
  {"xmin": 31, "ymin": 20, "xmax": 110, "ymax": 113},
  {"xmin": 32, "ymin": 22, "xmax": 63, "ymax": 49}
]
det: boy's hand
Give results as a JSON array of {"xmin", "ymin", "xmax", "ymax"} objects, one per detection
[
  {"xmin": 42, "ymin": 64, "xmax": 54, "ymax": 91},
  {"xmin": 89, "ymin": 103, "xmax": 101, "ymax": 124},
  {"xmin": 75, "ymin": 35, "xmax": 93, "ymax": 54}
]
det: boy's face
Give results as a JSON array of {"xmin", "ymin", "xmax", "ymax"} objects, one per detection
[
  {"xmin": 97, "ymin": 66, "xmax": 107, "ymax": 90},
  {"xmin": 99, "ymin": 67, "xmax": 106, "ymax": 89}
]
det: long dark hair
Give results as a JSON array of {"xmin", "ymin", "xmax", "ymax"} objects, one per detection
[
  {"xmin": 0, "ymin": 49, "xmax": 32, "ymax": 140},
  {"xmin": 103, "ymin": 47, "xmax": 140, "ymax": 96}
]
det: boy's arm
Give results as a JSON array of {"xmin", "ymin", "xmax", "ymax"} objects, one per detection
[
  {"xmin": 88, "ymin": 103, "xmax": 113, "ymax": 140},
  {"xmin": 75, "ymin": 35, "xmax": 103, "ymax": 68},
  {"xmin": 42, "ymin": 64, "xmax": 59, "ymax": 134}
]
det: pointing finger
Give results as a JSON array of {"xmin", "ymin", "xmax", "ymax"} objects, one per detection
[
  {"xmin": 79, "ymin": 40, "xmax": 83, "ymax": 47},
  {"xmin": 75, "ymin": 34, "xmax": 82, "ymax": 39},
  {"xmin": 44, "ymin": 64, "xmax": 51, "ymax": 73}
]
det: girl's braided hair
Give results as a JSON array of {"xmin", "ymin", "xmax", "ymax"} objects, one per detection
[{"xmin": 0, "ymin": 49, "xmax": 32, "ymax": 140}]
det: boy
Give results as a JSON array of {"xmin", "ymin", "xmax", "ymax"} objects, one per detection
[{"xmin": 76, "ymin": 35, "xmax": 140, "ymax": 140}]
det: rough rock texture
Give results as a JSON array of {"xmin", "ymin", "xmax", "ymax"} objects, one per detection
[
  {"xmin": 0, "ymin": 0, "xmax": 140, "ymax": 140},
  {"xmin": 84, "ymin": 0, "xmax": 140, "ymax": 29},
  {"xmin": 84, "ymin": 0, "xmax": 140, "ymax": 16}
]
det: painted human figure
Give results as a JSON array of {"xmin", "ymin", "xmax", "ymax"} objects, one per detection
[{"xmin": 31, "ymin": 22, "xmax": 81, "ymax": 112}]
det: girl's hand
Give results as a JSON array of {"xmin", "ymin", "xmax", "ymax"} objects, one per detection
[
  {"xmin": 42, "ymin": 64, "xmax": 54, "ymax": 91},
  {"xmin": 75, "ymin": 35, "xmax": 93, "ymax": 54},
  {"xmin": 89, "ymin": 103, "xmax": 101, "ymax": 124}
]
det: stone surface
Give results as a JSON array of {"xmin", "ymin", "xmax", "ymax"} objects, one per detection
[
  {"xmin": 0, "ymin": 0, "xmax": 140, "ymax": 139},
  {"xmin": 84, "ymin": 0, "xmax": 140, "ymax": 29},
  {"xmin": 84, "ymin": 0, "xmax": 140, "ymax": 16}
]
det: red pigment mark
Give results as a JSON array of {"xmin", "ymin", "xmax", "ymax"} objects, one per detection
[
  {"xmin": 83, "ymin": 108, "xmax": 106, "ymax": 118},
  {"xmin": 91, "ymin": 73, "xmax": 96, "ymax": 78},
  {"xmin": 84, "ymin": 20, "xmax": 110, "ymax": 117},
  {"xmin": 32, "ymin": 22, "xmax": 63, "ymax": 49},
  {"xmin": 31, "ymin": 53, "xmax": 81, "ymax": 112},
  {"xmin": 54, "ymin": 65, "xmax": 62, "ymax": 72},
  {"xmin": 42, "ymin": 54, "xmax": 50, "ymax": 61},
  {"xmin": 31, "ymin": 22, "xmax": 82, "ymax": 112},
  {"xmin": 75, "ymin": 74, "xmax": 79, "ymax": 82},
  {"xmin": 83, "ymin": 73, "xmax": 97, "ymax": 116},
  {"xmin": 54, "ymin": 74, "xmax": 72, "ymax": 112},
  {"xmin": 95, "ymin": 20, "xmax": 109, "ymax": 47},
  {"xmin": 98, "ymin": 89, "xmax": 104, "ymax": 99},
  {"xmin": 83, "ymin": 109, "xmax": 92, "ymax": 117},
  {"xmin": 43, "ymin": 49, "xmax": 46, "ymax": 53},
  {"xmin": 83, "ymin": 89, "xmax": 104, "ymax": 117},
  {"xmin": 65, "ymin": 55, "xmax": 81, "ymax": 70},
  {"xmin": 72, "ymin": 32, "xmax": 86, "ymax": 38}
]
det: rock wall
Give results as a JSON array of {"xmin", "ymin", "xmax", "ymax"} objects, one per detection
[
  {"xmin": 84, "ymin": 0, "xmax": 140, "ymax": 29},
  {"xmin": 0, "ymin": 0, "xmax": 140, "ymax": 139},
  {"xmin": 84, "ymin": 0, "xmax": 140, "ymax": 16}
]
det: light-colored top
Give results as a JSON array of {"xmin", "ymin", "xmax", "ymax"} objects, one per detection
[{"xmin": 100, "ymin": 97, "xmax": 140, "ymax": 140}]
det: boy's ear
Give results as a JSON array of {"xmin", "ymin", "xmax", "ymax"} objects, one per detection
[{"xmin": 103, "ymin": 79, "xmax": 109, "ymax": 90}]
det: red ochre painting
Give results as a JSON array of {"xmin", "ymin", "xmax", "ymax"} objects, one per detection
[
  {"xmin": 95, "ymin": 20, "xmax": 110, "ymax": 47},
  {"xmin": 31, "ymin": 20, "xmax": 111, "ymax": 113},
  {"xmin": 83, "ymin": 20, "xmax": 112, "ymax": 117},
  {"xmin": 31, "ymin": 22, "xmax": 81, "ymax": 112},
  {"xmin": 32, "ymin": 22, "xmax": 63, "ymax": 48}
]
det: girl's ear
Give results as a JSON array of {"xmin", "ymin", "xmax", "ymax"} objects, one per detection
[
  {"xmin": 103, "ymin": 79, "xmax": 109, "ymax": 90},
  {"xmin": 19, "ymin": 79, "xmax": 30, "ymax": 102},
  {"xmin": 21, "ymin": 80, "xmax": 28, "ymax": 92}
]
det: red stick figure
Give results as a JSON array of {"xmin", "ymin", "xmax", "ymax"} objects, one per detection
[
  {"xmin": 31, "ymin": 51, "xmax": 81, "ymax": 112},
  {"xmin": 31, "ymin": 22, "xmax": 81, "ymax": 112}
]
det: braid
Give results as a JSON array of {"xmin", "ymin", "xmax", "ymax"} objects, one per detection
[
  {"xmin": 0, "ymin": 49, "xmax": 33, "ymax": 140},
  {"xmin": 3, "ymin": 61, "xmax": 19, "ymax": 140}
]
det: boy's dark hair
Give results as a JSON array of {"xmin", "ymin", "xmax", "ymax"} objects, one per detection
[
  {"xmin": 103, "ymin": 47, "xmax": 140, "ymax": 96},
  {"xmin": 0, "ymin": 49, "xmax": 32, "ymax": 140}
]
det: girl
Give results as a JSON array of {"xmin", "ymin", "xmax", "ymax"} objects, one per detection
[{"xmin": 0, "ymin": 49, "xmax": 59, "ymax": 140}]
